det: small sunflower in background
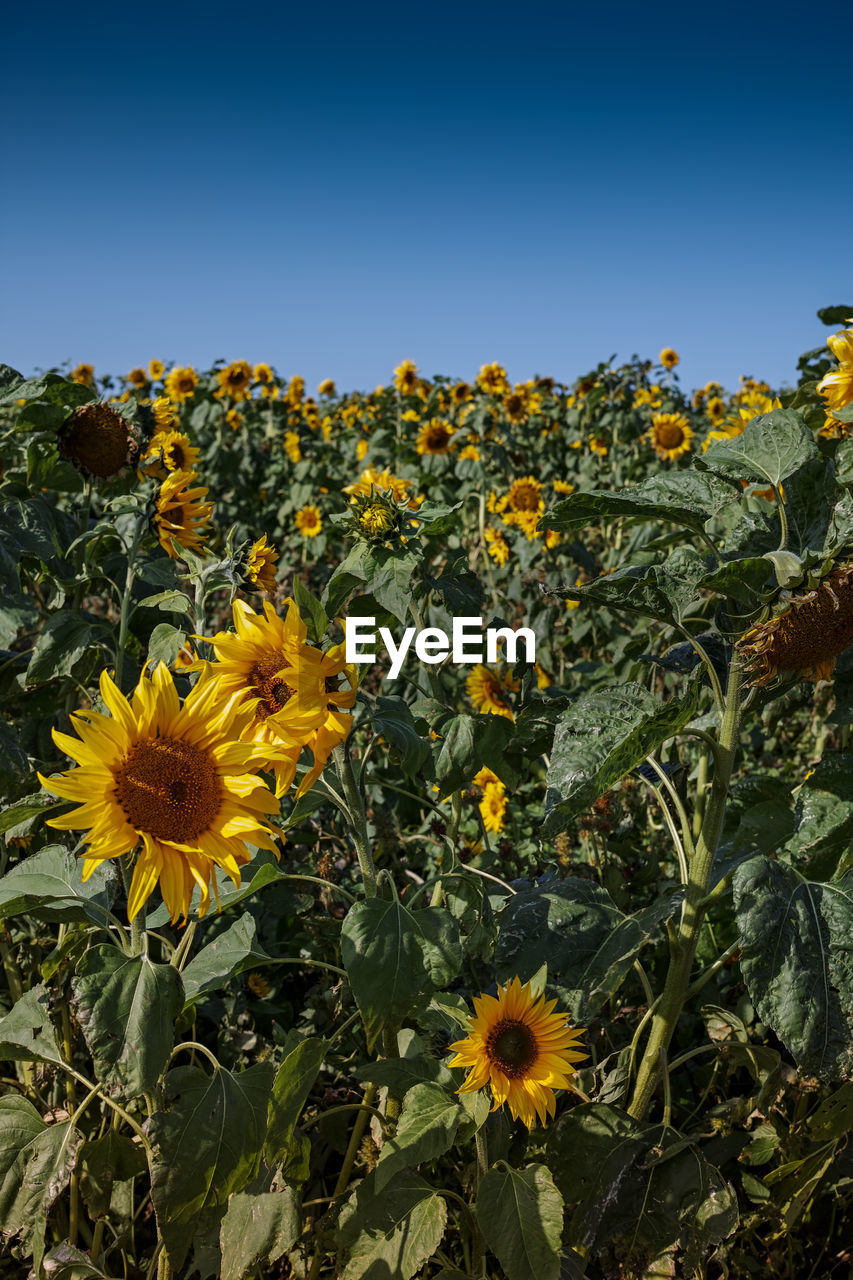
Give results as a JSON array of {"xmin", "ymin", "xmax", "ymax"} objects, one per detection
[
  {"xmin": 484, "ymin": 525, "xmax": 510, "ymax": 566},
  {"xmin": 141, "ymin": 429, "xmax": 200, "ymax": 480},
  {"xmin": 706, "ymin": 395, "xmax": 725, "ymax": 424},
  {"xmin": 477, "ymin": 362, "xmax": 510, "ymax": 396},
  {"xmin": 737, "ymin": 561, "xmax": 853, "ymax": 686},
  {"xmin": 466, "ymin": 664, "xmax": 517, "ymax": 721},
  {"xmin": 148, "ymin": 359, "xmax": 165, "ymax": 381},
  {"xmin": 474, "ymin": 766, "xmax": 507, "ymax": 835},
  {"xmin": 416, "ymin": 418, "xmax": 455, "ymax": 455},
  {"xmin": 59, "ymin": 403, "xmax": 139, "ymax": 480},
  {"xmin": 817, "ymin": 328, "xmax": 853, "ymax": 413},
  {"xmin": 393, "ymin": 360, "xmax": 419, "ymax": 396},
  {"xmin": 71, "ymin": 363, "xmax": 95, "ymax": 386},
  {"xmin": 284, "ymin": 431, "xmax": 302, "ymax": 463},
  {"xmin": 448, "ymin": 976, "xmax": 586, "ymax": 1127},
  {"xmin": 295, "ymin": 505, "xmax": 323, "ymax": 538},
  {"xmin": 253, "ymin": 362, "xmax": 275, "ymax": 387},
  {"xmin": 38, "ymin": 666, "xmax": 282, "ymax": 923},
  {"xmin": 165, "ymin": 366, "xmax": 199, "ymax": 403},
  {"xmin": 318, "ymin": 378, "xmax": 336, "ymax": 397},
  {"xmin": 659, "ymin": 347, "xmax": 680, "ymax": 370},
  {"xmin": 216, "ymin": 360, "xmax": 253, "ymax": 402},
  {"xmin": 244, "ymin": 534, "xmax": 279, "ymax": 594},
  {"xmin": 647, "ymin": 412, "xmax": 693, "ymax": 461},
  {"xmin": 127, "ymin": 367, "xmax": 148, "ymax": 389},
  {"xmin": 155, "ymin": 470, "xmax": 214, "ymax": 558}
]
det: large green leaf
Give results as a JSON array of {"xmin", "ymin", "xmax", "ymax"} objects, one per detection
[
  {"xmin": 264, "ymin": 1037, "xmax": 326, "ymax": 1166},
  {"xmin": 0, "ymin": 1096, "xmax": 82, "ymax": 1266},
  {"xmin": 545, "ymin": 472, "xmax": 739, "ymax": 533},
  {"xmin": 180, "ymin": 913, "xmax": 271, "ymax": 1006},
  {"xmin": 27, "ymin": 611, "xmax": 113, "ymax": 684},
  {"xmin": 375, "ymin": 1083, "xmax": 466, "ymax": 1192},
  {"xmin": 371, "ymin": 696, "xmax": 430, "ymax": 774},
  {"xmin": 782, "ymin": 754, "xmax": 853, "ymax": 880},
  {"xmin": 475, "ymin": 1165, "xmax": 563, "ymax": 1280},
  {"xmin": 543, "ymin": 683, "xmax": 696, "ymax": 833},
  {"xmin": 552, "ymin": 548, "xmax": 707, "ymax": 626},
  {"xmin": 433, "ymin": 712, "xmax": 516, "ymax": 797},
  {"xmin": 0, "ymin": 984, "xmax": 64, "ymax": 1066},
  {"xmin": 0, "ymin": 844, "xmax": 117, "ymax": 925},
  {"xmin": 219, "ymin": 1187, "xmax": 300, "ymax": 1280},
  {"xmin": 336, "ymin": 1168, "xmax": 447, "ymax": 1280},
  {"xmin": 700, "ymin": 409, "xmax": 817, "ymax": 487},
  {"xmin": 76, "ymin": 1131, "xmax": 147, "ymax": 1218},
  {"xmin": 734, "ymin": 857, "xmax": 853, "ymax": 1078},
  {"xmin": 72, "ymin": 945, "xmax": 183, "ymax": 1096},
  {"xmin": 547, "ymin": 1103, "xmax": 738, "ymax": 1278},
  {"xmin": 495, "ymin": 877, "xmax": 677, "ymax": 1021}
]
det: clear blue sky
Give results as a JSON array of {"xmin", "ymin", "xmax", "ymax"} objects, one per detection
[{"xmin": 2, "ymin": 0, "xmax": 851, "ymax": 394}]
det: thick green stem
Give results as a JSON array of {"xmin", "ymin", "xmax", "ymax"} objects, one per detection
[
  {"xmin": 628, "ymin": 659, "xmax": 742, "ymax": 1121},
  {"xmin": 334, "ymin": 746, "xmax": 377, "ymax": 897},
  {"xmin": 382, "ymin": 1027, "xmax": 402, "ymax": 1124},
  {"xmin": 114, "ymin": 514, "xmax": 147, "ymax": 692}
]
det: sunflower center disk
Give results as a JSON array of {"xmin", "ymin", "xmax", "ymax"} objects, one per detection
[
  {"xmin": 113, "ymin": 737, "xmax": 222, "ymax": 842},
  {"xmin": 486, "ymin": 1018, "xmax": 539, "ymax": 1077},
  {"xmin": 250, "ymin": 652, "xmax": 296, "ymax": 717},
  {"xmin": 656, "ymin": 423, "xmax": 684, "ymax": 448}
]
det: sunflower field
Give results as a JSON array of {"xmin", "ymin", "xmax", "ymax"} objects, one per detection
[{"xmin": 1, "ymin": 308, "xmax": 853, "ymax": 1280}]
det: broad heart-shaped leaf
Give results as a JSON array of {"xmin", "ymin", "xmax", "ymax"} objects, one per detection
[
  {"xmin": 0, "ymin": 984, "xmax": 64, "ymax": 1066},
  {"xmin": 544, "ymin": 472, "xmax": 740, "ymax": 533},
  {"xmin": 77, "ymin": 1131, "xmax": 147, "ymax": 1217},
  {"xmin": 543, "ymin": 683, "xmax": 696, "ymax": 834},
  {"xmin": 547, "ymin": 1104, "xmax": 737, "ymax": 1278},
  {"xmin": 734, "ymin": 857, "xmax": 853, "ymax": 1078},
  {"xmin": 495, "ymin": 877, "xmax": 678, "ymax": 1022},
  {"xmin": 0, "ymin": 844, "xmax": 117, "ymax": 925},
  {"xmin": 781, "ymin": 754, "xmax": 853, "ymax": 880},
  {"xmin": 27, "ymin": 611, "xmax": 113, "ymax": 684},
  {"xmin": 475, "ymin": 1165, "xmax": 563, "ymax": 1280},
  {"xmin": 375, "ymin": 1082, "xmax": 466, "ymax": 1192},
  {"xmin": 699, "ymin": 557, "xmax": 774, "ymax": 602},
  {"xmin": 552, "ymin": 547, "xmax": 707, "ymax": 626},
  {"xmin": 700, "ymin": 408, "xmax": 817, "ymax": 487},
  {"xmin": 336, "ymin": 1168, "xmax": 447, "ymax": 1280},
  {"xmin": 148, "ymin": 1062, "xmax": 275, "ymax": 1248},
  {"xmin": 371, "ymin": 695, "xmax": 430, "ymax": 774},
  {"xmin": 292, "ymin": 577, "xmax": 329, "ymax": 644},
  {"xmin": 325, "ymin": 543, "xmax": 422, "ymax": 622},
  {"xmin": 264, "ymin": 1037, "xmax": 326, "ymax": 1166},
  {"xmin": 180, "ymin": 913, "xmax": 271, "ymax": 1006},
  {"xmin": 72, "ymin": 945, "xmax": 183, "ymax": 1096},
  {"xmin": 341, "ymin": 900, "xmax": 462, "ymax": 1047},
  {"xmin": 0, "ymin": 1096, "xmax": 82, "ymax": 1266},
  {"xmin": 433, "ymin": 712, "xmax": 516, "ymax": 797},
  {"xmin": 219, "ymin": 1187, "xmax": 300, "ymax": 1280}
]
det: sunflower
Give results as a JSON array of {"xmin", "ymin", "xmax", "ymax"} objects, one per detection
[
  {"xmin": 474, "ymin": 768, "xmax": 507, "ymax": 834},
  {"xmin": 737, "ymin": 564, "xmax": 853, "ymax": 686},
  {"xmin": 393, "ymin": 361, "xmax": 419, "ymax": 396},
  {"xmin": 284, "ymin": 431, "xmax": 302, "ymax": 463},
  {"xmin": 217, "ymin": 361, "xmax": 253, "ymax": 402},
  {"xmin": 155, "ymin": 470, "xmax": 214, "ymax": 559},
  {"xmin": 466, "ymin": 665, "xmax": 515, "ymax": 720},
  {"xmin": 818, "ymin": 329, "xmax": 853, "ymax": 413},
  {"xmin": 71, "ymin": 363, "xmax": 94, "ymax": 386},
  {"xmin": 318, "ymin": 378, "xmax": 336, "ymax": 397},
  {"xmin": 448, "ymin": 977, "xmax": 586, "ymax": 1127},
  {"xmin": 706, "ymin": 396, "xmax": 725, "ymax": 424},
  {"xmin": 360, "ymin": 502, "xmax": 394, "ymax": 536},
  {"xmin": 165, "ymin": 366, "xmax": 199, "ymax": 403},
  {"xmin": 285, "ymin": 376, "xmax": 305, "ymax": 408},
  {"xmin": 506, "ymin": 477, "xmax": 542, "ymax": 512},
  {"xmin": 38, "ymin": 666, "xmax": 282, "ymax": 923},
  {"xmin": 148, "ymin": 359, "xmax": 165, "ymax": 381},
  {"xmin": 59, "ymin": 403, "xmax": 138, "ymax": 479},
  {"xmin": 477, "ymin": 362, "xmax": 510, "ymax": 396},
  {"xmin": 416, "ymin": 419, "xmax": 455, "ymax": 455},
  {"xmin": 459, "ymin": 444, "xmax": 481, "ymax": 461},
  {"xmin": 244, "ymin": 534, "xmax": 279, "ymax": 594},
  {"xmin": 484, "ymin": 525, "xmax": 510, "ymax": 566},
  {"xmin": 589, "ymin": 436, "xmax": 608, "ymax": 456},
  {"xmin": 253, "ymin": 362, "xmax": 274, "ymax": 385},
  {"xmin": 503, "ymin": 389, "xmax": 529, "ymax": 423},
  {"xmin": 227, "ymin": 409, "xmax": 243, "ymax": 431},
  {"xmin": 647, "ymin": 412, "xmax": 693, "ymax": 461},
  {"xmin": 659, "ymin": 347, "xmax": 679, "ymax": 370},
  {"xmin": 127, "ymin": 367, "xmax": 148, "ymax": 388},
  {"xmin": 141, "ymin": 429, "xmax": 200, "ymax": 479},
  {"xmin": 451, "ymin": 381, "xmax": 471, "ymax": 405},
  {"xmin": 151, "ymin": 396, "xmax": 179, "ymax": 431},
  {"xmin": 197, "ymin": 598, "xmax": 356, "ymax": 797},
  {"xmin": 295, "ymin": 505, "xmax": 322, "ymax": 538}
]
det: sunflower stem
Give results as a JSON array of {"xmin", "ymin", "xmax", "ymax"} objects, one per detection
[
  {"xmin": 333, "ymin": 745, "xmax": 377, "ymax": 898},
  {"xmin": 471, "ymin": 1128, "xmax": 490, "ymax": 1275},
  {"xmin": 114, "ymin": 512, "xmax": 148, "ymax": 692},
  {"xmin": 628, "ymin": 658, "xmax": 742, "ymax": 1122},
  {"xmin": 381, "ymin": 1026, "xmax": 403, "ymax": 1125}
]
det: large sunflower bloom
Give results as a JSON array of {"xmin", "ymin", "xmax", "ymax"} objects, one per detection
[
  {"xmin": 38, "ymin": 666, "xmax": 282, "ymax": 923},
  {"xmin": 155, "ymin": 470, "xmax": 214, "ymax": 559},
  {"xmin": 448, "ymin": 977, "xmax": 586, "ymax": 1127}
]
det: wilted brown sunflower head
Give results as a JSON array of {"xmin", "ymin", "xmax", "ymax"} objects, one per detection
[
  {"xmin": 737, "ymin": 563, "xmax": 853, "ymax": 686},
  {"xmin": 58, "ymin": 403, "xmax": 139, "ymax": 479}
]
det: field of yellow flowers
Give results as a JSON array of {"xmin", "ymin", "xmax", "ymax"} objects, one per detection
[{"xmin": 1, "ymin": 306, "xmax": 853, "ymax": 1280}]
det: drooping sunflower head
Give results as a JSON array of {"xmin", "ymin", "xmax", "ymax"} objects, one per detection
[
  {"xmin": 155, "ymin": 470, "xmax": 214, "ymax": 559},
  {"xmin": 59, "ymin": 403, "xmax": 139, "ymax": 479},
  {"xmin": 38, "ymin": 665, "xmax": 282, "ymax": 923},
  {"xmin": 295, "ymin": 505, "xmax": 322, "ymax": 538},
  {"xmin": 647, "ymin": 412, "xmax": 693, "ymax": 462},
  {"xmin": 659, "ymin": 347, "xmax": 679, "ymax": 370},
  {"xmin": 164, "ymin": 366, "xmax": 199, "ymax": 403},
  {"xmin": 448, "ymin": 977, "xmax": 586, "ymax": 1127},
  {"xmin": 244, "ymin": 534, "xmax": 279, "ymax": 595},
  {"xmin": 416, "ymin": 418, "xmax": 455, "ymax": 455},
  {"xmin": 737, "ymin": 562, "xmax": 853, "ymax": 686},
  {"xmin": 466, "ymin": 664, "xmax": 516, "ymax": 721}
]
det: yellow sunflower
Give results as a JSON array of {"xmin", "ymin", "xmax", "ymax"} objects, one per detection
[
  {"xmin": 164, "ymin": 366, "xmax": 199, "ymax": 403},
  {"xmin": 659, "ymin": 347, "xmax": 679, "ymax": 370},
  {"xmin": 318, "ymin": 378, "xmax": 336, "ymax": 397},
  {"xmin": 244, "ymin": 534, "xmax": 279, "ymax": 594},
  {"xmin": 152, "ymin": 396, "xmax": 179, "ymax": 431},
  {"xmin": 127, "ymin": 367, "xmax": 148, "ymax": 388},
  {"xmin": 477, "ymin": 362, "xmax": 510, "ymax": 396},
  {"xmin": 226, "ymin": 409, "xmax": 243, "ymax": 431},
  {"xmin": 59, "ymin": 403, "xmax": 139, "ymax": 480},
  {"xmin": 71, "ymin": 363, "xmax": 94, "ymax": 386},
  {"xmin": 393, "ymin": 360, "xmax": 419, "ymax": 396},
  {"xmin": 484, "ymin": 525, "xmax": 510, "ymax": 566},
  {"xmin": 647, "ymin": 412, "xmax": 693, "ymax": 461},
  {"xmin": 451, "ymin": 381, "xmax": 471, "ymax": 405},
  {"xmin": 344, "ymin": 468, "xmax": 418, "ymax": 507},
  {"xmin": 359, "ymin": 502, "xmax": 394, "ymax": 536},
  {"xmin": 818, "ymin": 329, "xmax": 853, "ymax": 413},
  {"xmin": 148, "ymin": 359, "xmax": 165, "ymax": 381},
  {"xmin": 253, "ymin": 362, "xmax": 275, "ymax": 385},
  {"xmin": 284, "ymin": 431, "xmax": 302, "ymax": 463},
  {"xmin": 416, "ymin": 419, "xmax": 455, "ymax": 455},
  {"xmin": 706, "ymin": 396, "xmax": 725, "ymax": 424},
  {"xmin": 295, "ymin": 505, "xmax": 322, "ymax": 538},
  {"xmin": 285, "ymin": 376, "xmax": 305, "ymax": 408},
  {"xmin": 466, "ymin": 665, "xmax": 515, "ymax": 721},
  {"xmin": 737, "ymin": 564, "xmax": 853, "ymax": 686},
  {"xmin": 503, "ymin": 388, "xmax": 529, "ymax": 423},
  {"xmin": 506, "ymin": 477, "xmax": 542, "ymax": 512},
  {"xmin": 477, "ymin": 773, "xmax": 507, "ymax": 834},
  {"xmin": 155, "ymin": 470, "xmax": 214, "ymax": 559},
  {"xmin": 448, "ymin": 977, "xmax": 586, "ymax": 1127},
  {"xmin": 141, "ymin": 429, "xmax": 201, "ymax": 479},
  {"xmin": 38, "ymin": 665, "xmax": 282, "ymax": 923},
  {"xmin": 217, "ymin": 360, "xmax": 253, "ymax": 402}
]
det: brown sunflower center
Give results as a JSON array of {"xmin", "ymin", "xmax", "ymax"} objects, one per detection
[
  {"xmin": 250, "ymin": 651, "xmax": 295, "ymax": 717},
  {"xmin": 59, "ymin": 404, "xmax": 134, "ymax": 478},
  {"xmin": 656, "ymin": 421, "xmax": 684, "ymax": 448},
  {"xmin": 509, "ymin": 482, "xmax": 540, "ymax": 511},
  {"xmin": 113, "ymin": 737, "xmax": 221, "ymax": 842},
  {"xmin": 486, "ymin": 1019, "xmax": 539, "ymax": 1078},
  {"xmin": 426, "ymin": 425, "xmax": 451, "ymax": 450}
]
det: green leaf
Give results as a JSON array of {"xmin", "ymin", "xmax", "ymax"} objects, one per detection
[
  {"xmin": 423, "ymin": 552, "xmax": 484, "ymax": 613},
  {"xmin": 292, "ymin": 578, "xmax": 329, "ymax": 644},
  {"xmin": 76, "ymin": 1131, "xmax": 147, "ymax": 1218},
  {"xmin": 219, "ymin": 1187, "xmax": 300, "ymax": 1280},
  {"xmin": 264, "ymin": 1037, "xmax": 326, "ymax": 1166},
  {"xmin": 375, "ymin": 1082, "xmax": 466, "ymax": 1192},
  {"xmin": 475, "ymin": 1165, "xmax": 563, "ymax": 1280},
  {"xmin": 817, "ymin": 304, "xmax": 853, "ymax": 326},
  {"xmin": 782, "ymin": 754, "xmax": 853, "ymax": 880},
  {"xmin": 72, "ymin": 945, "xmax": 184, "ymax": 1096},
  {"xmin": 0, "ymin": 844, "xmax": 117, "ymax": 926},
  {"xmin": 372, "ymin": 696, "xmax": 430, "ymax": 773},
  {"xmin": 336, "ymin": 1168, "xmax": 447, "ymax": 1280},
  {"xmin": 0, "ymin": 984, "xmax": 64, "ymax": 1066},
  {"xmin": 41, "ymin": 1241, "xmax": 113, "ymax": 1278},
  {"xmin": 496, "ymin": 877, "xmax": 677, "ymax": 1021},
  {"xmin": 700, "ymin": 409, "xmax": 817, "ymax": 487},
  {"xmin": 27, "ymin": 612, "xmax": 112, "ymax": 684},
  {"xmin": 547, "ymin": 1103, "xmax": 738, "ymax": 1277},
  {"xmin": 148, "ymin": 1062, "xmax": 275, "ymax": 1231},
  {"xmin": 543, "ymin": 683, "xmax": 696, "ymax": 833},
  {"xmin": 552, "ymin": 548, "xmax": 707, "ymax": 626},
  {"xmin": 0, "ymin": 791, "xmax": 56, "ymax": 834},
  {"xmin": 147, "ymin": 622, "xmax": 187, "ymax": 668},
  {"xmin": 807, "ymin": 1082, "xmax": 853, "ymax": 1141},
  {"xmin": 0, "ymin": 1097, "xmax": 82, "ymax": 1268},
  {"xmin": 699, "ymin": 557, "xmax": 773, "ymax": 602},
  {"xmin": 434, "ymin": 713, "xmax": 516, "ymax": 797},
  {"xmin": 180, "ymin": 913, "xmax": 271, "ymax": 1006},
  {"xmin": 545, "ymin": 472, "xmax": 739, "ymax": 533},
  {"xmin": 734, "ymin": 857, "xmax": 853, "ymax": 1078},
  {"xmin": 355, "ymin": 1054, "xmax": 454, "ymax": 1094},
  {"xmin": 0, "ymin": 371, "xmax": 94, "ymax": 408},
  {"xmin": 137, "ymin": 590, "xmax": 193, "ymax": 613}
]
